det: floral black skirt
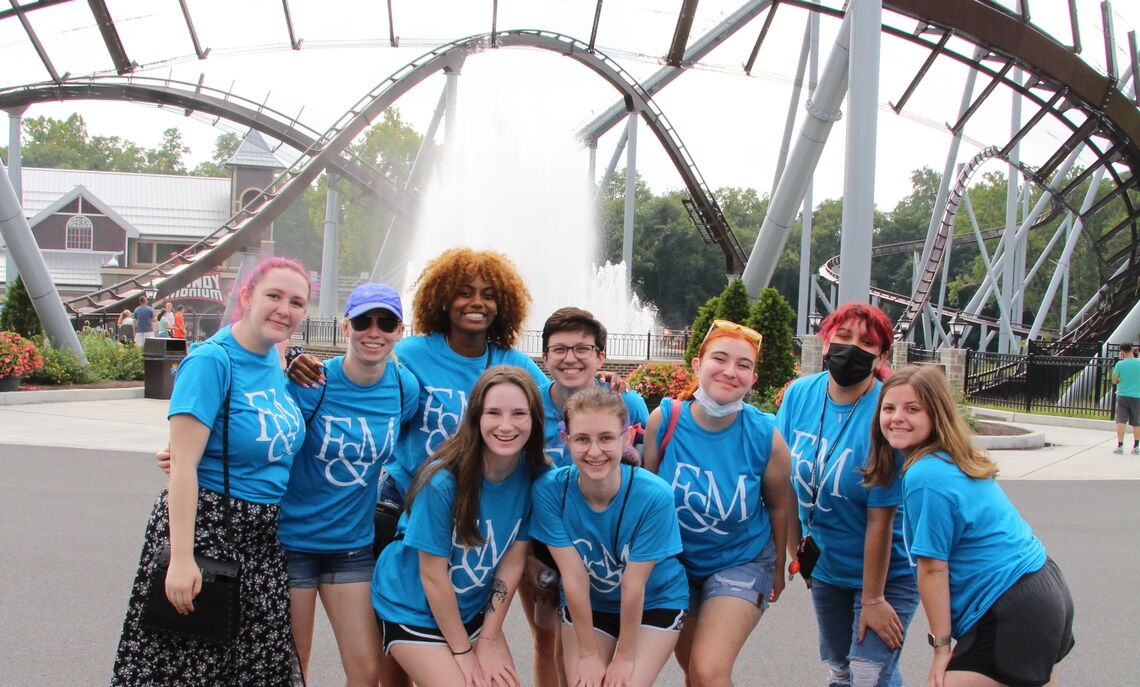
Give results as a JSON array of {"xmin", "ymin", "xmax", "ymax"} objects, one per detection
[{"xmin": 111, "ymin": 488, "xmax": 303, "ymax": 686}]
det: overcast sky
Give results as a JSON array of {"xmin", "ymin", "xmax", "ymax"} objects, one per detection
[{"xmin": 3, "ymin": 0, "xmax": 1139, "ymax": 210}]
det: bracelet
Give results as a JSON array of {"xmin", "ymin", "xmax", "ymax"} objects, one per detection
[
  {"xmin": 861, "ymin": 596, "xmax": 887, "ymax": 606},
  {"xmin": 451, "ymin": 645, "xmax": 474, "ymax": 656}
]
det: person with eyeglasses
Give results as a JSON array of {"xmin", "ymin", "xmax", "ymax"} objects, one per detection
[
  {"xmin": 775, "ymin": 303, "xmax": 918, "ymax": 687},
  {"xmin": 641, "ymin": 319, "xmax": 793, "ymax": 687},
  {"xmin": 521, "ymin": 307, "xmax": 651, "ymax": 686},
  {"xmin": 531, "ymin": 387, "xmax": 687, "ymax": 687}
]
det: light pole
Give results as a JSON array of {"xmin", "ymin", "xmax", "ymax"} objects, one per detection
[
  {"xmin": 808, "ymin": 309, "xmax": 822, "ymax": 334},
  {"xmin": 949, "ymin": 312, "xmax": 966, "ymax": 349}
]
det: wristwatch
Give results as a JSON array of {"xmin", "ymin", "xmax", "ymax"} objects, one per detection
[{"xmin": 927, "ymin": 632, "xmax": 952, "ymax": 648}]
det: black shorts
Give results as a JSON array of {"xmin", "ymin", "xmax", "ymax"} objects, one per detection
[
  {"xmin": 947, "ymin": 558, "xmax": 1075, "ymax": 687},
  {"xmin": 559, "ymin": 606, "xmax": 685, "ymax": 640},
  {"xmin": 380, "ymin": 611, "xmax": 484, "ymax": 654}
]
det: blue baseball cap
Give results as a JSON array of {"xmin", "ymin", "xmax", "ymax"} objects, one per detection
[{"xmin": 345, "ymin": 283, "xmax": 403, "ymax": 320}]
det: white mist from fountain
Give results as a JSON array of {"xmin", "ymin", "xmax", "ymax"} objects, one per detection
[{"xmin": 401, "ymin": 54, "xmax": 658, "ymax": 336}]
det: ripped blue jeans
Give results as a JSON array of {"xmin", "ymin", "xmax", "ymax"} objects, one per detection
[{"xmin": 810, "ymin": 575, "xmax": 918, "ymax": 687}]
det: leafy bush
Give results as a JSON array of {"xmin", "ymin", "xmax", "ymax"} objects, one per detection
[
  {"xmin": 26, "ymin": 335, "xmax": 92, "ymax": 385},
  {"xmin": 79, "ymin": 327, "xmax": 143, "ymax": 380},
  {"xmin": 746, "ymin": 287, "xmax": 797, "ymax": 391},
  {"xmin": 628, "ymin": 362, "xmax": 695, "ymax": 401},
  {"xmin": 0, "ymin": 276, "xmax": 41, "ymax": 339}
]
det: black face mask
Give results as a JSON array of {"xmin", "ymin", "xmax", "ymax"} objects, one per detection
[{"xmin": 824, "ymin": 343, "xmax": 878, "ymax": 387}]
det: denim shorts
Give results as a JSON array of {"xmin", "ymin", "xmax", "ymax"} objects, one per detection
[
  {"xmin": 810, "ymin": 575, "xmax": 919, "ymax": 687},
  {"xmin": 377, "ymin": 468, "xmax": 405, "ymax": 510},
  {"xmin": 688, "ymin": 537, "xmax": 776, "ymax": 613},
  {"xmin": 285, "ymin": 545, "xmax": 376, "ymax": 588}
]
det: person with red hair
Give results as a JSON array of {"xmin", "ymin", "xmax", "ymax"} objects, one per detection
[
  {"xmin": 776, "ymin": 303, "xmax": 918, "ymax": 687},
  {"xmin": 642, "ymin": 320, "xmax": 793, "ymax": 687}
]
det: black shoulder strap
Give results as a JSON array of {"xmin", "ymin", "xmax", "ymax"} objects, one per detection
[
  {"xmin": 612, "ymin": 466, "xmax": 636, "ymax": 561},
  {"xmin": 304, "ymin": 382, "xmax": 328, "ymax": 428},
  {"xmin": 210, "ymin": 342, "xmax": 235, "ymax": 548}
]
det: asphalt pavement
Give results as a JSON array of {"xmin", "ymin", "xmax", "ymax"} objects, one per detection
[{"xmin": 1, "ymin": 394, "xmax": 1137, "ymax": 685}]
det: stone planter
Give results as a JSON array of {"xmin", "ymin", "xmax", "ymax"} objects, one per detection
[{"xmin": 0, "ymin": 374, "xmax": 22, "ymax": 392}]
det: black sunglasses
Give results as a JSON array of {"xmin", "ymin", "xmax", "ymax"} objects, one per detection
[{"xmin": 350, "ymin": 313, "xmax": 400, "ymax": 333}]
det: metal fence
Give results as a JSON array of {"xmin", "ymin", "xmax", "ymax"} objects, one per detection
[
  {"xmin": 290, "ymin": 317, "xmax": 690, "ymax": 361},
  {"xmin": 908, "ymin": 346, "xmax": 938, "ymax": 364},
  {"xmin": 965, "ymin": 347, "xmax": 1119, "ymax": 417}
]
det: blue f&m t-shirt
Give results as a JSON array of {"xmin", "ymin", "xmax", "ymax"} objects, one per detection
[
  {"xmin": 530, "ymin": 464, "xmax": 687, "ymax": 613},
  {"xmin": 776, "ymin": 371, "xmax": 911, "ymax": 588},
  {"xmin": 168, "ymin": 326, "xmax": 304, "ymax": 504},
  {"xmin": 372, "ymin": 458, "xmax": 533, "ymax": 628},
  {"xmin": 277, "ymin": 356, "xmax": 419, "ymax": 553},
  {"xmin": 385, "ymin": 333, "xmax": 548, "ymax": 495},
  {"xmin": 903, "ymin": 452, "xmax": 1046, "ymax": 637},
  {"xmin": 655, "ymin": 399, "xmax": 777, "ymax": 579}
]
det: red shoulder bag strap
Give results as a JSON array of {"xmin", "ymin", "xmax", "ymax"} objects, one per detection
[{"xmin": 658, "ymin": 399, "xmax": 682, "ymax": 458}]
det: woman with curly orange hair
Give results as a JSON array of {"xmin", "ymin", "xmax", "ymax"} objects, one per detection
[{"xmin": 379, "ymin": 248, "xmax": 548, "ymax": 503}]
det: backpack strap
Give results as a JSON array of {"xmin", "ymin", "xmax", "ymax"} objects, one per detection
[
  {"xmin": 658, "ymin": 399, "xmax": 682, "ymax": 459},
  {"xmin": 304, "ymin": 381, "xmax": 328, "ymax": 428}
]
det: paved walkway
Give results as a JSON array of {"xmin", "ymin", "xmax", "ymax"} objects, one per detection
[{"xmin": 1, "ymin": 391, "xmax": 1137, "ymax": 685}]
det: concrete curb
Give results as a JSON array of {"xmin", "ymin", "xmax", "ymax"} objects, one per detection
[
  {"xmin": 0, "ymin": 386, "xmax": 145, "ymax": 405},
  {"xmin": 974, "ymin": 430, "xmax": 1046, "ymax": 450},
  {"xmin": 972, "ymin": 407, "xmax": 1116, "ymax": 431}
]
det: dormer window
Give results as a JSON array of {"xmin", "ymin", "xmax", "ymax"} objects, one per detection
[{"xmin": 66, "ymin": 215, "xmax": 94, "ymax": 250}]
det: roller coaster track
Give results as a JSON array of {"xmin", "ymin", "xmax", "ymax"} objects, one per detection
[
  {"xmin": 0, "ymin": 75, "xmax": 414, "ymax": 217},
  {"xmin": 56, "ymin": 30, "xmax": 746, "ymax": 314},
  {"xmin": 819, "ymin": 146, "xmax": 1065, "ymax": 335}
]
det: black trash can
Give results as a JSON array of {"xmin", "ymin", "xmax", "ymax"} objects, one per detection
[{"xmin": 143, "ymin": 338, "xmax": 188, "ymax": 400}]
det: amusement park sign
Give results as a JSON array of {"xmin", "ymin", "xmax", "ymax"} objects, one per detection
[{"xmin": 169, "ymin": 273, "xmax": 225, "ymax": 304}]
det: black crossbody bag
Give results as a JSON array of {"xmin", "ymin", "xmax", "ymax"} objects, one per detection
[{"xmin": 143, "ymin": 345, "xmax": 241, "ymax": 643}]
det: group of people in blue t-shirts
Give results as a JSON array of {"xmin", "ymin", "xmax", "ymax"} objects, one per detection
[{"xmin": 111, "ymin": 249, "xmax": 1075, "ymax": 687}]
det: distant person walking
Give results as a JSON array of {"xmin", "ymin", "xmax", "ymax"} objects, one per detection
[
  {"xmin": 1112, "ymin": 342, "xmax": 1140, "ymax": 455},
  {"xmin": 133, "ymin": 296, "xmax": 155, "ymax": 347},
  {"xmin": 116, "ymin": 310, "xmax": 135, "ymax": 344},
  {"xmin": 172, "ymin": 305, "xmax": 187, "ymax": 339}
]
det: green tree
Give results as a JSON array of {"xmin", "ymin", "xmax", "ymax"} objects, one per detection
[
  {"xmin": 718, "ymin": 278, "xmax": 751, "ymax": 324},
  {"xmin": 17, "ymin": 114, "xmax": 193, "ymax": 173},
  {"xmin": 601, "ymin": 173, "xmax": 728, "ymax": 327},
  {"xmin": 0, "ymin": 275, "xmax": 42, "ymax": 338},
  {"xmin": 143, "ymin": 128, "xmax": 190, "ymax": 174},
  {"xmin": 746, "ymin": 287, "xmax": 796, "ymax": 391},
  {"xmin": 192, "ymin": 132, "xmax": 242, "ymax": 177}
]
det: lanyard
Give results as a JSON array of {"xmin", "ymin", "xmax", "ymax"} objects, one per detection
[{"xmin": 805, "ymin": 385, "xmax": 869, "ymax": 534}]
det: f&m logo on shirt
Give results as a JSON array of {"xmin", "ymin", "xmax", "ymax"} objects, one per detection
[
  {"xmin": 669, "ymin": 463, "xmax": 749, "ymax": 535},
  {"xmin": 420, "ymin": 387, "xmax": 468, "ymax": 455},
  {"xmin": 789, "ymin": 429, "xmax": 852, "ymax": 511},
  {"xmin": 244, "ymin": 388, "xmax": 302, "ymax": 462},
  {"xmin": 573, "ymin": 538, "xmax": 629, "ymax": 594},
  {"xmin": 315, "ymin": 415, "xmax": 396, "ymax": 487},
  {"xmin": 449, "ymin": 518, "xmax": 521, "ymax": 594}
]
